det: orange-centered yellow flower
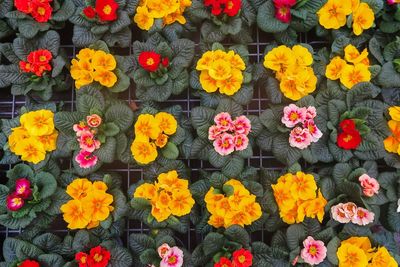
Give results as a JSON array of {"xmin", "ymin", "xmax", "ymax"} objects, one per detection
[
  {"xmin": 340, "ymin": 63, "xmax": 371, "ymax": 89},
  {"xmin": 352, "ymin": 3, "xmax": 374, "ymax": 36},
  {"xmin": 317, "ymin": 0, "xmax": 352, "ymax": 29}
]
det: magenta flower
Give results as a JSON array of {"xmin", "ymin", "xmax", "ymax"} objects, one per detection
[
  {"xmin": 6, "ymin": 193, "xmax": 24, "ymax": 211},
  {"xmin": 300, "ymin": 236, "xmax": 327, "ymax": 265},
  {"xmin": 75, "ymin": 150, "xmax": 98, "ymax": 168},
  {"xmin": 73, "ymin": 121, "xmax": 90, "ymax": 136},
  {"xmin": 233, "ymin": 115, "xmax": 252, "ymax": 135},
  {"xmin": 288, "ymin": 127, "xmax": 312, "ymax": 149},
  {"xmin": 15, "ymin": 178, "xmax": 32, "ymax": 199},
  {"xmin": 160, "ymin": 246, "xmax": 184, "ymax": 267},
  {"xmin": 214, "ymin": 112, "xmax": 233, "ymax": 131},
  {"xmin": 234, "ymin": 134, "xmax": 249, "ymax": 151},
  {"xmin": 79, "ymin": 131, "xmax": 101, "ymax": 153},
  {"xmin": 213, "ymin": 133, "xmax": 235, "ymax": 155},
  {"xmin": 281, "ymin": 104, "xmax": 307, "ymax": 128},
  {"xmin": 358, "ymin": 174, "xmax": 380, "ymax": 197},
  {"xmin": 387, "ymin": 0, "xmax": 400, "ymax": 5}
]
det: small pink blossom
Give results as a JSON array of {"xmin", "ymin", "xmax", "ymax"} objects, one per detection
[
  {"xmin": 214, "ymin": 112, "xmax": 233, "ymax": 131},
  {"xmin": 158, "ymin": 243, "xmax": 171, "ymax": 258},
  {"xmin": 160, "ymin": 246, "xmax": 184, "ymax": 267},
  {"xmin": 73, "ymin": 121, "xmax": 90, "ymax": 136},
  {"xmin": 75, "ymin": 150, "xmax": 98, "ymax": 168},
  {"xmin": 342, "ymin": 202, "xmax": 358, "ymax": 219},
  {"xmin": 213, "ymin": 133, "xmax": 235, "ymax": 156},
  {"xmin": 79, "ymin": 131, "xmax": 101, "ymax": 153},
  {"xmin": 274, "ymin": 5, "xmax": 292, "ymax": 23},
  {"xmin": 289, "ymin": 127, "xmax": 312, "ymax": 149},
  {"xmin": 300, "ymin": 236, "xmax": 327, "ymax": 266},
  {"xmin": 303, "ymin": 120, "xmax": 322, "ymax": 142},
  {"xmin": 6, "ymin": 193, "xmax": 24, "ymax": 211},
  {"xmin": 306, "ymin": 106, "xmax": 317, "ymax": 120},
  {"xmin": 208, "ymin": 125, "xmax": 223, "ymax": 141},
  {"xmin": 234, "ymin": 134, "xmax": 249, "ymax": 151},
  {"xmin": 351, "ymin": 207, "xmax": 375, "ymax": 226},
  {"xmin": 86, "ymin": 114, "xmax": 102, "ymax": 128},
  {"xmin": 282, "ymin": 104, "xmax": 307, "ymax": 128},
  {"xmin": 292, "ymin": 255, "xmax": 299, "ymax": 266},
  {"xmin": 233, "ymin": 115, "xmax": 251, "ymax": 135},
  {"xmin": 331, "ymin": 203, "xmax": 351, "ymax": 223},
  {"xmin": 358, "ymin": 174, "xmax": 380, "ymax": 197},
  {"xmin": 387, "ymin": 0, "xmax": 400, "ymax": 5},
  {"xmin": 15, "ymin": 178, "xmax": 32, "ymax": 199}
]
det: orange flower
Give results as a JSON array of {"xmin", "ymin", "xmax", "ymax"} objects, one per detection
[{"xmin": 82, "ymin": 190, "xmax": 114, "ymax": 221}]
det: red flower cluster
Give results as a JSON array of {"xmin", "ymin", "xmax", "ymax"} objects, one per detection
[
  {"xmin": 204, "ymin": 0, "xmax": 241, "ymax": 17},
  {"xmin": 18, "ymin": 259, "xmax": 39, "ymax": 267},
  {"xmin": 14, "ymin": 0, "xmax": 52, "ymax": 23},
  {"xmin": 83, "ymin": 0, "xmax": 119, "ymax": 22},
  {"xmin": 214, "ymin": 248, "xmax": 253, "ymax": 267},
  {"xmin": 19, "ymin": 49, "xmax": 53, "ymax": 77},
  {"xmin": 75, "ymin": 246, "xmax": 111, "ymax": 267},
  {"xmin": 337, "ymin": 119, "xmax": 362, "ymax": 150},
  {"xmin": 6, "ymin": 178, "xmax": 32, "ymax": 211},
  {"xmin": 138, "ymin": 51, "xmax": 169, "ymax": 72},
  {"xmin": 273, "ymin": 0, "xmax": 296, "ymax": 23}
]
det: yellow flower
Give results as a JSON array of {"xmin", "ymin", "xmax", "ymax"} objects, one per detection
[
  {"xmin": 226, "ymin": 51, "xmax": 246, "ymax": 70},
  {"xmin": 279, "ymin": 202, "xmax": 299, "ymax": 224},
  {"xmin": 244, "ymin": 202, "xmax": 262, "ymax": 222},
  {"xmin": 337, "ymin": 243, "xmax": 368, "ymax": 267},
  {"xmin": 326, "ymin": 56, "xmax": 348, "ymax": 80},
  {"xmin": 36, "ymin": 130, "xmax": 58, "ymax": 152},
  {"xmin": 92, "ymin": 50, "xmax": 117, "ymax": 71},
  {"xmin": 271, "ymin": 181, "xmax": 295, "ymax": 210},
  {"xmin": 209, "ymin": 59, "xmax": 232, "ymax": 81},
  {"xmin": 389, "ymin": 106, "xmax": 400, "ymax": 121},
  {"xmin": 215, "ymin": 198, "xmax": 231, "ymax": 217},
  {"xmin": 60, "ymin": 199, "xmax": 92, "ymax": 229},
  {"xmin": 208, "ymin": 214, "xmax": 225, "ymax": 228},
  {"xmin": 66, "ymin": 178, "xmax": 93, "ymax": 200},
  {"xmin": 134, "ymin": 183, "xmax": 157, "ymax": 200},
  {"xmin": 292, "ymin": 45, "xmax": 313, "ymax": 66},
  {"xmin": 290, "ymin": 172, "xmax": 317, "ymax": 201},
  {"xmin": 351, "ymin": 0, "xmax": 360, "ymax": 12},
  {"xmin": 8, "ymin": 126, "xmax": 29, "ymax": 152},
  {"xmin": 199, "ymin": 70, "xmax": 218, "ymax": 93},
  {"xmin": 342, "ymin": 237, "xmax": 374, "ymax": 260},
  {"xmin": 169, "ymin": 189, "xmax": 194, "ymax": 216},
  {"xmin": 317, "ymin": 0, "xmax": 352, "ymax": 29},
  {"xmin": 196, "ymin": 51, "xmax": 216, "ymax": 71},
  {"xmin": 156, "ymin": 190, "xmax": 172, "ymax": 209},
  {"xmin": 370, "ymin": 247, "xmax": 398, "ymax": 267},
  {"xmin": 155, "ymin": 133, "xmax": 168, "ymax": 148},
  {"xmin": 13, "ymin": 137, "xmax": 46, "ymax": 164},
  {"xmin": 279, "ymin": 66, "xmax": 317, "ymax": 101},
  {"xmin": 352, "ymin": 3, "xmax": 374, "ymax": 36},
  {"xmin": 384, "ymin": 120, "xmax": 400, "ymax": 154},
  {"xmin": 20, "ymin": 110, "xmax": 55, "ymax": 137},
  {"xmin": 134, "ymin": 6, "xmax": 154, "ymax": 30},
  {"xmin": 75, "ymin": 71, "xmax": 93, "ymax": 89},
  {"xmin": 204, "ymin": 187, "xmax": 224, "ymax": 212},
  {"xmin": 92, "ymin": 181, "xmax": 108, "ymax": 192},
  {"xmin": 217, "ymin": 69, "xmax": 243, "ymax": 96},
  {"xmin": 155, "ymin": 112, "xmax": 177, "ymax": 135},
  {"xmin": 164, "ymin": 9, "xmax": 186, "ymax": 25},
  {"xmin": 297, "ymin": 190, "xmax": 327, "ymax": 223},
  {"xmin": 344, "ymin": 45, "xmax": 369, "ymax": 65},
  {"xmin": 225, "ymin": 210, "xmax": 252, "ymax": 227},
  {"xmin": 70, "ymin": 59, "xmax": 83, "ymax": 80},
  {"xmin": 135, "ymin": 114, "xmax": 161, "ymax": 140},
  {"xmin": 340, "ymin": 63, "xmax": 371, "ymax": 89},
  {"xmin": 157, "ymin": 170, "xmax": 188, "ymax": 192},
  {"xmin": 151, "ymin": 205, "xmax": 171, "ymax": 222},
  {"xmin": 93, "ymin": 68, "xmax": 117, "ymax": 88},
  {"xmin": 147, "ymin": 0, "xmax": 175, "ymax": 18},
  {"xmin": 77, "ymin": 48, "xmax": 95, "ymax": 61},
  {"xmin": 263, "ymin": 45, "xmax": 296, "ymax": 73},
  {"xmin": 82, "ymin": 190, "xmax": 114, "ymax": 221},
  {"xmin": 131, "ymin": 139, "xmax": 158, "ymax": 164}
]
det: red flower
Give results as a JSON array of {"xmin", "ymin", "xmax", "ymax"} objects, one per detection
[
  {"xmin": 75, "ymin": 252, "xmax": 89, "ymax": 267},
  {"xmin": 337, "ymin": 130, "xmax": 362, "ymax": 150},
  {"xmin": 224, "ymin": 0, "xmax": 241, "ymax": 16},
  {"xmin": 19, "ymin": 61, "xmax": 33, "ymax": 73},
  {"xmin": 138, "ymin": 51, "xmax": 161, "ymax": 72},
  {"xmin": 30, "ymin": 0, "xmax": 52, "ymax": 23},
  {"xmin": 214, "ymin": 257, "xmax": 233, "ymax": 267},
  {"xmin": 32, "ymin": 63, "xmax": 52, "ymax": 76},
  {"xmin": 339, "ymin": 119, "xmax": 356, "ymax": 133},
  {"xmin": 28, "ymin": 49, "xmax": 52, "ymax": 64},
  {"xmin": 232, "ymin": 248, "xmax": 253, "ymax": 267},
  {"xmin": 83, "ymin": 6, "xmax": 97, "ymax": 19},
  {"xmin": 14, "ymin": 0, "xmax": 33, "ymax": 13},
  {"xmin": 6, "ymin": 193, "xmax": 24, "ymax": 211},
  {"xmin": 161, "ymin": 57, "xmax": 170, "ymax": 67},
  {"xmin": 274, "ymin": 5, "xmax": 291, "ymax": 23},
  {"xmin": 18, "ymin": 259, "xmax": 40, "ymax": 267},
  {"xmin": 95, "ymin": 0, "xmax": 119, "ymax": 22},
  {"xmin": 87, "ymin": 246, "xmax": 111, "ymax": 267},
  {"xmin": 274, "ymin": 0, "xmax": 296, "ymax": 7}
]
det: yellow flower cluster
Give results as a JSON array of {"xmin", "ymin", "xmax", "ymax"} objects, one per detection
[
  {"xmin": 318, "ymin": 0, "xmax": 374, "ymax": 36},
  {"xmin": 263, "ymin": 45, "xmax": 317, "ymax": 101},
  {"xmin": 134, "ymin": 170, "xmax": 195, "ymax": 222},
  {"xmin": 131, "ymin": 112, "xmax": 178, "ymax": 164},
  {"xmin": 133, "ymin": 0, "xmax": 192, "ymax": 31},
  {"xmin": 325, "ymin": 44, "xmax": 371, "ymax": 89},
  {"xmin": 384, "ymin": 106, "xmax": 400, "ymax": 155},
  {"xmin": 8, "ymin": 110, "xmax": 58, "ymax": 164},
  {"xmin": 70, "ymin": 48, "xmax": 118, "ymax": 89},
  {"xmin": 196, "ymin": 50, "xmax": 246, "ymax": 96},
  {"xmin": 271, "ymin": 171, "xmax": 327, "ymax": 224},
  {"xmin": 205, "ymin": 179, "xmax": 262, "ymax": 228},
  {"xmin": 337, "ymin": 237, "xmax": 398, "ymax": 267},
  {"xmin": 60, "ymin": 178, "xmax": 114, "ymax": 229}
]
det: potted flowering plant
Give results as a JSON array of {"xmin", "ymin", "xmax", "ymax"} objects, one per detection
[
  {"xmin": 69, "ymin": 40, "xmax": 131, "ymax": 93},
  {"xmin": 129, "ymin": 232, "xmax": 192, "ymax": 267},
  {"xmin": 187, "ymin": 0, "xmax": 256, "ymax": 43},
  {"xmin": 131, "ymin": 33, "xmax": 195, "ymax": 102},
  {"xmin": 54, "ymin": 87, "xmax": 134, "ymax": 176},
  {"xmin": 190, "ymin": 43, "xmax": 254, "ymax": 107},
  {"xmin": 190, "ymin": 98, "xmax": 262, "ymax": 177},
  {"xmin": 0, "ymin": 30, "xmax": 70, "ymax": 100},
  {"xmin": 1, "ymin": 0, "xmax": 74, "ymax": 39},
  {"xmin": 0, "ymin": 163, "xmax": 62, "ymax": 230},
  {"xmin": 70, "ymin": 0, "xmax": 137, "ymax": 47}
]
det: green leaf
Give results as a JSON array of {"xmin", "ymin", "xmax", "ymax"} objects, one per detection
[
  {"xmin": 109, "ymin": 246, "xmax": 133, "ymax": 267},
  {"xmin": 110, "ymin": 10, "xmax": 131, "ymax": 33},
  {"xmin": 208, "ymin": 149, "xmax": 229, "ymax": 168},
  {"xmin": 191, "ymin": 107, "xmax": 215, "ymax": 128},
  {"xmin": 327, "ymin": 237, "xmax": 340, "ymax": 265},
  {"xmin": 171, "ymin": 39, "xmax": 195, "ymax": 67},
  {"xmin": 73, "ymin": 26, "xmax": 98, "ymax": 47},
  {"xmin": 109, "ymin": 68, "xmax": 130, "ymax": 93},
  {"xmin": 377, "ymin": 62, "xmax": 400, "ymax": 88},
  {"xmin": 76, "ymin": 94, "xmax": 103, "ymax": 114},
  {"xmin": 129, "ymin": 233, "xmax": 156, "ymax": 254},
  {"xmin": 3, "ymin": 238, "xmax": 44, "ymax": 261},
  {"xmin": 54, "ymin": 111, "xmax": 84, "ymax": 135},
  {"xmin": 38, "ymin": 254, "xmax": 65, "ymax": 267},
  {"xmin": 224, "ymin": 225, "xmax": 250, "ymax": 246},
  {"xmin": 131, "ymin": 197, "xmax": 151, "ymax": 210},
  {"xmin": 95, "ymin": 137, "xmax": 116, "ymax": 163},
  {"xmin": 105, "ymin": 103, "xmax": 134, "ymax": 132},
  {"xmin": 202, "ymin": 232, "xmax": 225, "ymax": 256},
  {"xmin": 161, "ymin": 142, "xmax": 179, "ymax": 160},
  {"xmin": 34, "ymin": 171, "xmax": 57, "ymax": 199},
  {"xmin": 52, "ymin": 0, "xmax": 75, "ymax": 21},
  {"xmin": 103, "ymin": 122, "xmax": 120, "ymax": 137},
  {"xmin": 286, "ymin": 224, "xmax": 306, "ymax": 251},
  {"xmin": 257, "ymin": 1, "xmax": 289, "ymax": 33},
  {"xmin": 272, "ymin": 135, "xmax": 301, "ymax": 165},
  {"xmin": 0, "ymin": 65, "xmax": 28, "ymax": 87},
  {"xmin": 221, "ymin": 155, "xmax": 244, "ymax": 177}
]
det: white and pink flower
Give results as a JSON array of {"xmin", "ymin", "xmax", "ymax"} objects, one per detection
[
  {"xmin": 214, "ymin": 112, "xmax": 233, "ymax": 131},
  {"xmin": 213, "ymin": 133, "xmax": 235, "ymax": 156},
  {"xmin": 303, "ymin": 120, "xmax": 323, "ymax": 142},
  {"xmin": 234, "ymin": 134, "xmax": 249, "ymax": 151},
  {"xmin": 79, "ymin": 131, "xmax": 101, "ymax": 153},
  {"xmin": 351, "ymin": 207, "xmax": 375, "ymax": 226},
  {"xmin": 306, "ymin": 106, "xmax": 317, "ymax": 120},
  {"xmin": 300, "ymin": 236, "xmax": 327, "ymax": 266},
  {"xmin": 208, "ymin": 125, "xmax": 223, "ymax": 141},
  {"xmin": 75, "ymin": 150, "xmax": 98, "ymax": 168},
  {"xmin": 331, "ymin": 203, "xmax": 351, "ymax": 224},
  {"xmin": 331, "ymin": 202, "xmax": 374, "ymax": 226},
  {"xmin": 86, "ymin": 114, "xmax": 102, "ymax": 128},
  {"xmin": 233, "ymin": 115, "xmax": 251, "ymax": 135},
  {"xmin": 358, "ymin": 174, "xmax": 380, "ymax": 197},
  {"xmin": 158, "ymin": 243, "xmax": 171, "ymax": 258},
  {"xmin": 160, "ymin": 246, "xmax": 184, "ymax": 267},
  {"xmin": 73, "ymin": 121, "xmax": 90, "ymax": 136},
  {"xmin": 289, "ymin": 127, "xmax": 312, "ymax": 149},
  {"xmin": 282, "ymin": 104, "xmax": 307, "ymax": 128}
]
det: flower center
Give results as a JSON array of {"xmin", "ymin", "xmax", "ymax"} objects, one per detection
[
  {"xmin": 146, "ymin": 58, "xmax": 155, "ymax": 66},
  {"xmin": 12, "ymin": 197, "xmax": 22, "ymax": 206},
  {"xmin": 80, "ymin": 256, "xmax": 87, "ymax": 264},
  {"xmin": 343, "ymin": 134, "xmax": 353, "ymax": 142},
  {"xmin": 289, "ymin": 112, "xmax": 299, "ymax": 121},
  {"xmin": 84, "ymin": 137, "xmax": 94, "ymax": 145},
  {"xmin": 103, "ymin": 4, "xmax": 112, "ymax": 15},
  {"xmin": 279, "ymin": 6, "xmax": 289, "ymax": 15},
  {"xmin": 329, "ymin": 6, "xmax": 337, "ymax": 16},
  {"xmin": 308, "ymin": 245, "xmax": 318, "ymax": 256},
  {"xmin": 238, "ymin": 255, "xmax": 246, "ymax": 263},
  {"xmin": 93, "ymin": 253, "xmax": 103, "ymax": 262},
  {"xmin": 168, "ymin": 255, "xmax": 177, "ymax": 264},
  {"xmin": 16, "ymin": 186, "xmax": 26, "ymax": 195},
  {"xmin": 357, "ymin": 209, "xmax": 366, "ymax": 218},
  {"xmin": 39, "ymin": 55, "xmax": 47, "ymax": 62},
  {"xmin": 226, "ymin": 0, "xmax": 234, "ymax": 9},
  {"xmin": 37, "ymin": 6, "xmax": 46, "ymax": 16}
]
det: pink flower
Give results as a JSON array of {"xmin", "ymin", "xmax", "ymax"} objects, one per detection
[
  {"xmin": 160, "ymin": 246, "xmax": 184, "ymax": 267},
  {"xmin": 282, "ymin": 104, "xmax": 306, "ymax": 128},
  {"xmin": 342, "ymin": 202, "xmax": 357, "ymax": 219},
  {"xmin": 274, "ymin": 4, "xmax": 292, "ymax": 23},
  {"xmin": 292, "ymin": 255, "xmax": 299, "ymax": 266},
  {"xmin": 358, "ymin": 174, "xmax": 380, "ymax": 197},
  {"xmin": 86, "ymin": 114, "xmax": 102, "ymax": 128},
  {"xmin": 288, "ymin": 127, "xmax": 312, "ymax": 149},
  {"xmin": 6, "ymin": 193, "xmax": 24, "ymax": 211},
  {"xmin": 351, "ymin": 207, "xmax": 375, "ymax": 226},
  {"xmin": 208, "ymin": 125, "xmax": 223, "ymax": 141},
  {"xmin": 75, "ymin": 150, "xmax": 98, "ymax": 168},
  {"xmin": 79, "ymin": 131, "xmax": 100, "ymax": 153},
  {"xmin": 15, "ymin": 178, "xmax": 32, "ymax": 199},
  {"xmin": 213, "ymin": 133, "xmax": 235, "ymax": 156},
  {"xmin": 331, "ymin": 203, "xmax": 351, "ymax": 223},
  {"xmin": 214, "ymin": 112, "xmax": 233, "ymax": 131},
  {"xmin": 73, "ymin": 121, "xmax": 90, "ymax": 136},
  {"xmin": 234, "ymin": 134, "xmax": 249, "ymax": 151},
  {"xmin": 274, "ymin": 0, "xmax": 296, "ymax": 6},
  {"xmin": 300, "ymin": 236, "xmax": 327, "ymax": 266},
  {"xmin": 303, "ymin": 120, "xmax": 322, "ymax": 142},
  {"xmin": 158, "ymin": 243, "xmax": 171, "ymax": 258},
  {"xmin": 306, "ymin": 106, "xmax": 317, "ymax": 120},
  {"xmin": 387, "ymin": 0, "xmax": 400, "ymax": 5},
  {"xmin": 233, "ymin": 115, "xmax": 251, "ymax": 135}
]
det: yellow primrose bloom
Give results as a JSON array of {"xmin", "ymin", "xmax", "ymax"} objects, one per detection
[
  {"xmin": 78, "ymin": 59, "xmax": 94, "ymax": 72},
  {"xmin": 279, "ymin": 202, "xmax": 299, "ymax": 224},
  {"xmin": 155, "ymin": 133, "xmax": 168, "ymax": 148},
  {"xmin": 13, "ymin": 137, "xmax": 46, "ymax": 164},
  {"xmin": 317, "ymin": 0, "xmax": 352, "ymax": 30},
  {"xmin": 134, "ymin": 6, "xmax": 154, "ymax": 30},
  {"xmin": 344, "ymin": 45, "xmax": 369, "ymax": 65},
  {"xmin": 93, "ymin": 68, "xmax": 117, "ymax": 88},
  {"xmin": 196, "ymin": 51, "xmax": 217, "ymax": 71},
  {"xmin": 60, "ymin": 199, "xmax": 92, "ymax": 229},
  {"xmin": 245, "ymin": 202, "xmax": 262, "ymax": 221},
  {"xmin": 131, "ymin": 139, "xmax": 158, "ymax": 164},
  {"xmin": 135, "ymin": 114, "xmax": 161, "ymax": 140},
  {"xmin": 155, "ymin": 190, "xmax": 171, "ymax": 209},
  {"xmin": 82, "ymin": 190, "xmax": 114, "ymax": 221},
  {"xmin": 263, "ymin": 45, "xmax": 296, "ymax": 73},
  {"xmin": 92, "ymin": 181, "xmax": 108, "ymax": 192},
  {"xmin": 384, "ymin": 120, "xmax": 400, "ymax": 154},
  {"xmin": 164, "ymin": 10, "xmax": 186, "ymax": 25},
  {"xmin": 337, "ymin": 243, "xmax": 368, "ymax": 267},
  {"xmin": 370, "ymin": 247, "xmax": 398, "ymax": 267},
  {"xmin": 292, "ymin": 45, "xmax": 313, "ymax": 66},
  {"xmin": 70, "ymin": 59, "xmax": 83, "ymax": 80},
  {"xmin": 389, "ymin": 106, "xmax": 400, "ymax": 121},
  {"xmin": 208, "ymin": 59, "xmax": 232, "ymax": 81},
  {"xmin": 77, "ymin": 48, "xmax": 95, "ymax": 61},
  {"xmin": 342, "ymin": 237, "xmax": 374, "ymax": 261},
  {"xmin": 290, "ymin": 172, "xmax": 317, "ymax": 201},
  {"xmin": 134, "ymin": 183, "xmax": 157, "ymax": 200},
  {"xmin": 340, "ymin": 63, "xmax": 371, "ymax": 89},
  {"xmin": 352, "ymin": 3, "xmax": 374, "ymax": 36},
  {"xmin": 170, "ymin": 189, "xmax": 195, "ymax": 216},
  {"xmin": 326, "ymin": 56, "xmax": 348, "ymax": 80},
  {"xmin": 75, "ymin": 70, "xmax": 94, "ymax": 89},
  {"xmin": 8, "ymin": 126, "xmax": 29, "ymax": 152},
  {"xmin": 226, "ymin": 51, "xmax": 246, "ymax": 70},
  {"xmin": 92, "ymin": 50, "xmax": 117, "ymax": 71},
  {"xmin": 279, "ymin": 66, "xmax": 317, "ymax": 101},
  {"xmin": 155, "ymin": 112, "xmax": 177, "ymax": 135},
  {"xmin": 271, "ymin": 181, "xmax": 295, "ymax": 210},
  {"xmin": 36, "ymin": 130, "xmax": 58, "ymax": 152},
  {"xmin": 217, "ymin": 69, "xmax": 243, "ymax": 96},
  {"xmin": 225, "ymin": 210, "xmax": 252, "ymax": 227},
  {"xmin": 151, "ymin": 205, "xmax": 171, "ymax": 222},
  {"xmin": 66, "ymin": 178, "xmax": 93, "ymax": 200},
  {"xmin": 20, "ymin": 109, "xmax": 55, "ymax": 137},
  {"xmin": 297, "ymin": 190, "xmax": 327, "ymax": 223},
  {"xmin": 200, "ymin": 70, "xmax": 218, "ymax": 93},
  {"xmin": 208, "ymin": 214, "xmax": 225, "ymax": 228},
  {"xmin": 147, "ymin": 0, "xmax": 174, "ymax": 19}
]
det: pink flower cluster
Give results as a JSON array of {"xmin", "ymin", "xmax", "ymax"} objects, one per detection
[
  {"xmin": 300, "ymin": 236, "xmax": 327, "ymax": 266},
  {"xmin": 331, "ymin": 202, "xmax": 374, "ymax": 226},
  {"xmin": 282, "ymin": 104, "xmax": 322, "ymax": 150},
  {"xmin": 73, "ymin": 114, "xmax": 102, "ymax": 169},
  {"xmin": 208, "ymin": 112, "xmax": 251, "ymax": 156},
  {"xmin": 155, "ymin": 244, "xmax": 184, "ymax": 267},
  {"xmin": 359, "ymin": 174, "xmax": 380, "ymax": 197},
  {"xmin": 6, "ymin": 178, "xmax": 32, "ymax": 211}
]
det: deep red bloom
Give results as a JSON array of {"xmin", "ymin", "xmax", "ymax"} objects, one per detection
[
  {"xmin": 224, "ymin": 0, "xmax": 241, "ymax": 16},
  {"xmin": 138, "ymin": 51, "xmax": 161, "ymax": 72},
  {"xmin": 232, "ymin": 248, "xmax": 253, "ymax": 267},
  {"xmin": 75, "ymin": 252, "xmax": 89, "ymax": 267},
  {"xmin": 31, "ymin": 0, "xmax": 52, "ymax": 23},
  {"xmin": 339, "ymin": 119, "xmax": 356, "ymax": 133},
  {"xmin": 29, "ymin": 49, "xmax": 53, "ymax": 64},
  {"xmin": 274, "ymin": 5, "xmax": 291, "ymax": 23},
  {"xmin": 274, "ymin": 0, "xmax": 296, "ymax": 7},
  {"xmin": 14, "ymin": 0, "xmax": 33, "ymax": 13},
  {"xmin": 32, "ymin": 63, "xmax": 52, "ymax": 76},
  {"xmin": 83, "ymin": 6, "xmax": 97, "ymax": 19},
  {"xmin": 19, "ymin": 61, "xmax": 33, "ymax": 73},
  {"xmin": 6, "ymin": 193, "xmax": 24, "ymax": 211},
  {"xmin": 214, "ymin": 257, "xmax": 233, "ymax": 267},
  {"xmin": 18, "ymin": 259, "xmax": 40, "ymax": 267},
  {"xmin": 87, "ymin": 246, "xmax": 111, "ymax": 267},
  {"xmin": 337, "ymin": 129, "xmax": 362, "ymax": 150},
  {"xmin": 95, "ymin": 0, "xmax": 119, "ymax": 22},
  {"xmin": 15, "ymin": 178, "xmax": 32, "ymax": 199},
  {"xmin": 161, "ymin": 57, "xmax": 170, "ymax": 67}
]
